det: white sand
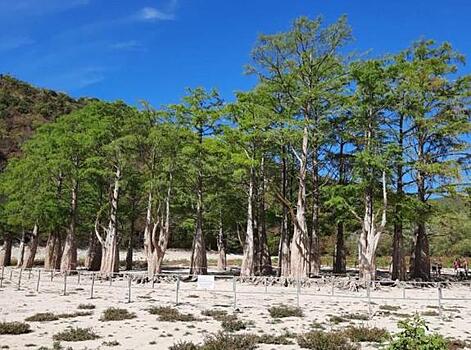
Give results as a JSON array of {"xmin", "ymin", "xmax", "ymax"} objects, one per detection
[{"xmin": 1, "ymin": 265, "xmax": 470, "ymax": 350}]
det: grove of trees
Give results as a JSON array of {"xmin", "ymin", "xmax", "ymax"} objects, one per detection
[{"xmin": 0, "ymin": 16, "xmax": 469, "ymax": 282}]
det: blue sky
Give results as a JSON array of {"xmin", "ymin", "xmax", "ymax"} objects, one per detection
[{"xmin": 1, "ymin": 0, "xmax": 470, "ymax": 107}]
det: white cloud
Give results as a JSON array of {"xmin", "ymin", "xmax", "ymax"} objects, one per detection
[
  {"xmin": 0, "ymin": 0, "xmax": 90, "ymax": 17},
  {"xmin": 109, "ymin": 40, "xmax": 146, "ymax": 52},
  {"xmin": 136, "ymin": 6, "xmax": 175, "ymax": 21}
]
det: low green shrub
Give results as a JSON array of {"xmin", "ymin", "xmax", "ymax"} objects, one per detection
[
  {"xmin": 53, "ymin": 327, "xmax": 99, "ymax": 342},
  {"xmin": 25, "ymin": 313, "xmax": 59, "ymax": 322},
  {"xmin": 148, "ymin": 306, "xmax": 198, "ymax": 322},
  {"xmin": 297, "ymin": 330, "xmax": 358, "ymax": 350},
  {"xmin": 343, "ymin": 326, "xmax": 390, "ymax": 343},
  {"xmin": 387, "ymin": 315, "xmax": 448, "ymax": 350},
  {"xmin": 77, "ymin": 304, "xmax": 95, "ymax": 310}
]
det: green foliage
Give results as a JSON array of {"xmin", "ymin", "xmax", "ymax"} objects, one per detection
[
  {"xmin": 387, "ymin": 315, "xmax": 448, "ymax": 350},
  {"xmin": 297, "ymin": 330, "xmax": 358, "ymax": 350}
]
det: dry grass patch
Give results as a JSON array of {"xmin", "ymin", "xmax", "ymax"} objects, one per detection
[
  {"xmin": 25, "ymin": 312, "xmax": 59, "ymax": 322},
  {"xmin": 53, "ymin": 327, "xmax": 99, "ymax": 342},
  {"xmin": 342, "ymin": 326, "xmax": 390, "ymax": 343},
  {"xmin": 170, "ymin": 332, "xmax": 258, "ymax": 350},
  {"xmin": 100, "ymin": 307, "xmax": 136, "ymax": 321},
  {"xmin": 148, "ymin": 306, "xmax": 198, "ymax": 322},
  {"xmin": 297, "ymin": 330, "xmax": 359, "ymax": 349},
  {"xmin": 0, "ymin": 321, "xmax": 32, "ymax": 335},
  {"xmin": 77, "ymin": 304, "xmax": 95, "ymax": 310},
  {"xmin": 268, "ymin": 304, "xmax": 303, "ymax": 318}
]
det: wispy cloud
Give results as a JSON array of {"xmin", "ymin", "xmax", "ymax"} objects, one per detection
[
  {"xmin": 40, "ymin": 66, "xmax": 106, "ymax": 91},
  {"xmin": 135, "ymin": 0, "xmax": 178, "ymax": 22},
  {"xmin": 0, "ymin": 36, "xmax": 34, "ymax": 52}
]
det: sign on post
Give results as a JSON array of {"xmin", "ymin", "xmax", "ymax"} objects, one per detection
[{"xmin": 197, "ymin": 275, "xmax": 215, "ymax": 290}]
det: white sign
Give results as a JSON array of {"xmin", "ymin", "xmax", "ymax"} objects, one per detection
[{"xmin": 197, "ymin": 275, "xmax": 215, "ymax": 290}]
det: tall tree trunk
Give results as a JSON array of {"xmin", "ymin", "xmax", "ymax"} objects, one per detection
[
  {"xmin": 410, "ymin": 169, "xmax": 430, "ymax": 280},
  {"xmin": 61, "ymin": 178, "xmax": 78, "ymax": 272},
  {"xmin": 44, "ymin": 232, "xmax": 62, "ymax": 270},
  {"xmin": 333, "ymin": 142, "xmax": 346, "ymax": 274},
  {"xmin": 0, "ymin": 233, "xmax": 12, "ymax": 266},
  {"xmin": 310, "ymin": 143, "xmax": 321, "ymax": 276},
  {"xmin": 359, "ymin": 172, "xmax": 387, "ymax": 283},
  {"xmin": 22, "ymin": 224, "xmax": 39, "ymax": 269},
  {"xmin": 97, "ymin": 166, "xmax": 121, "ymax": 275},
  {"xmin": 145, "ymin": 173, "xmax": 173, "ymax": 276},
  {"xmin": 258, "ymin": 157, "xmax": 272, "ymax": 275},
  {"xmin": 278, "ymin": 147, "xmax": 290, "ymax": 277},
  {"xmin": 85, "ymin": 230, "xmax": 101, "ymax": 271},
  {"xmin": 392, "ymin": 113, "xmax": 405, "ymax": 280},
  {"xmin": 240, "ymin": 166, "xmax": 255, "ymax": 276},
  {"xmin": 290, "ymin": 125, "xmax": 310, "ymax": 278},
  {"xmin": 217, "ymin": 211, "xmax": 227, "ymax": 271}
]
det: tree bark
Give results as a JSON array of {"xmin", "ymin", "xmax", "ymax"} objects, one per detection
[
  {"xmin": 125, "ymin": 217, "xmax": 136, "ymax": 271},
  {"xmin": 278, "ymin": 147, "xmax": 290, "ymax": 277},
  {"xmin": 217, "ymin": 212, "xmax": 227, "ymax": 271},
  {"xmin": 290, "ymin": 125, "xmax": 310, "ymax": 279},
  {"xmin": 310, "ymin": 143, "xmax": 321, "ymax": 276},
  {"xmin": 0, "ymin": 233, "xmax": 12, "ymax": 266},
  {"xmin": 44, "ymin": 232, "xmax": 62, "ymax": 270},
  {"xmin": 240, "ymin": 166, "xmax": 255, "ymax": 276},
  {"xmin": 60, "ymin": 178, "xmax": 78, "ymax": 272},
  {"xmin": 333, "ymin": 222, "xmax": 346, "ymax": 273},
  {"xmin": 97, "ymin": 166, "xmax": 121, "ymax": 275},
  {"xmin": 392, "ymin": 113, "xmax": 406, "ymax": 280},
  {"xmin": 22, "ymin": 224, "xmax": 39, "ymax": 269},
  {"xmin": 85, "ymin": 230, "xmax": 102, "ymax": 271},
  {"xmin": 258, "ymin": 158, "xmax": 272, "ymax": 275},
  {"xmin": 16, "ymin": 230, "xmax": 26, "ymax": 268}
]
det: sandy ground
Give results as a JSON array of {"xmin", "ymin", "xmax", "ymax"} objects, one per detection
[{"xmin": 1, "ymin": 265, "xmax": 471, "ymax": 350}]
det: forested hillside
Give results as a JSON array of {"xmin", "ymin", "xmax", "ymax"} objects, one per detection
[
  {"xmin": 0, "ymin": 16, "xmax": 469, "ymax": 282},
  {"xmin": 0, "ymin": 75, "xmax": 87, "ymax": 169}
]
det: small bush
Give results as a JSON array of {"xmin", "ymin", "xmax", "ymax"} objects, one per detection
[
  {"xmin": 202, "ymin": 332, "xmax": 258, "ymax": 350},
  {"xmin": 77, "ymin": 304, "xmax": 95, "ymax": 310},
  {"xmin": 25, "ymin": 312, "xmax": 59, "ymax": 322},
  {"xmin": 254, "ymin": 333, "xmax": 293, "ymax": 345},
  {"xmin": 58, "ymin": 311, "xmax": 93, "ymax": 319},
  {"xmin": 422, "ymin": 310, "xmax": 439, "ymax": 317},
  {"xmin": 53, "ymin": 327, "xmax": 99, "ymax": 342},
  {"xmin": 268, "ymin": 304, "xmax": 303, "ymax": 318},
  {"xmin": 387, "ymin": 315, "xmax": 448, "ymax": 350},
  {"xmin": 380, "ymin": 305, "xmax": 401, "ymax": 311},
  {"xmin": 100, "ymin": 308, "xmax": 136, "ymax": 321},
  {"xmin": 343, "ymin": 313, "xmax": 369, "ymax": 321},
  {"xmin": 297, "ymin": 331, "xmax": 358, "ymax": 349},
  {"xmin": 343, "ymin": 326, "xmax": 390, "ymax": 343},
  {"xmin": 169, "ymin": 341, "xmax": 199, "ymax": 350},
  {"xmin": 328, "ymin": 315, "xmax": 347, "ymax": 324},
  {"xmin": 201, "ymin": 309, "xmax": 228, "ymax": 321},
  {"xmin": 102, "ymin": 340, "xmax": 120, "ymax": 347},
  {"xmin": 148, "ymin": 306, "xmax": 198, "ymax": 322},
  {"xmin": 0, "ymin": 321, "xmax": 32, "ymax": 335},
  {"xmin": 220, "ymin": 316, "xmax": 248, "ymax": 332}
]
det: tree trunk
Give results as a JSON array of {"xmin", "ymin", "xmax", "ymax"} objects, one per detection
[
  {"xmin": 258, "ymin": 158, "xmax": 272, "ymax": 275},
  {"xmin": 333, "ymin": 222, "xmax": 346, "ymax": 273},
  {"xmin": 392, "ymin": 113, "xmax": 405, "ymax": 280},
  {"xmin": 98, "ymin": 166, "xmax": 121, "ymax": 275},
  {"xmin": 44, "ymin": 232, "xmax": 62, "ymax": 270},
  {"xmin": 85, "ymin": 230, "xmax": 102, "ymax": 271},
  {"xmin": 125, "ymin": 217, "xmax": 136, "ymax": 271},
  {"xmin": 278, "ymin": 148, "xmax": 290, "ymax": 277},
  {"xmin": 22, "ymin": 224, "xmax": 39, "ymax": 269},
  {"xmin": 359, "ymin": 172, "xmax": 387, "ymax": 283},
  {"xmin": 61, "ymin": 179, "xmax": 78, "ymax": 272},
  {"xmin": 240, "ymin": 166, "xmax": 255, "ymax": 276},
  {"xmin": 310, "ymin": 145, "xmax": 321, "ymax": 276},
  {"xmin": 290, "ymin": 125, "xmax": 310, "ymax": 279},
  {"xmin": 217, "ymin": 212, "xmax": 227, "ymax": 271},
  {"xmin": 16, "ymin": 230, "xmax": 26, "ymax": 268},
  {"xmin": 0, "ymin": 233, "xmax": 12, "ymax": 266}
]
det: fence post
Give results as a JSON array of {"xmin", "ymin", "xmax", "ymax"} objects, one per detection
[
  {"xmin": 63, "ymin": 272, "xmax": 68, "ymax": 296},
  {"xmin": 175, "ymin": 278, "xmax": 180, "ymax": 305},
  {"xmin": 296, "ymin": 279, "xmax": 300, "ymax": 307},
  {"xmin": 367, "ymin": 281, "xmax": 372, "ymax": 319},
  {"xmin": 264, "ymin": 276, "xmax": 268, "ymax": 294},
  {"xmin": 51, "ymin": 269, "xmax": 54, "ymax": 282},
  {"xmin": 331, "ymin": 278, "xmax": 335, "ymax": 296},
  {"xmin": 233, "ymin": 276, "xmax": 237, "ymax": 309},
  {"xmin": 77, "ymin": 271, "xmax": 81, "ymax": 285},
  {"xmin": 18, "ymin": 268, "xmax": 23, "ymax": 290},
  {"xmin": 28, "ymin": 268, "xmax": 32, "ymax": 280},
  {"xmin": 90, "ymin": 273, "xmax": 95, "ymax": 299},
  {"xmin": 402, "ymin": 282, "xmax": 406, "ymax": 299},
  {"xmin": 152, "ymin": 273, "xmax": 155, "ymax": 289},
  {"xmin": 127, "ymin": 275, "xmax": 132, "ymax": 303},
  {"xmin": 9, "ymin": 269, "xmax": 13, "ymax": 280},
  {"xmin": 437, "ymin": 282, "xmax": 442, "ymax": 319},
  {"xmin": 0, "ymin": 266, "xmax": 4, "ymax": 288},
  {"xmin": 109, "ymin": 272, "xmax": 113, "ymax": 286},
  {"xmin": 36, "ymin": 269, "xmax": 41, "ymax": 292}
]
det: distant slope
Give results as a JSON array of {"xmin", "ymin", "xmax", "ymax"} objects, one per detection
[{"xmin": 0, "ymin": 75, "xmax": 88, "ymax": 169}]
